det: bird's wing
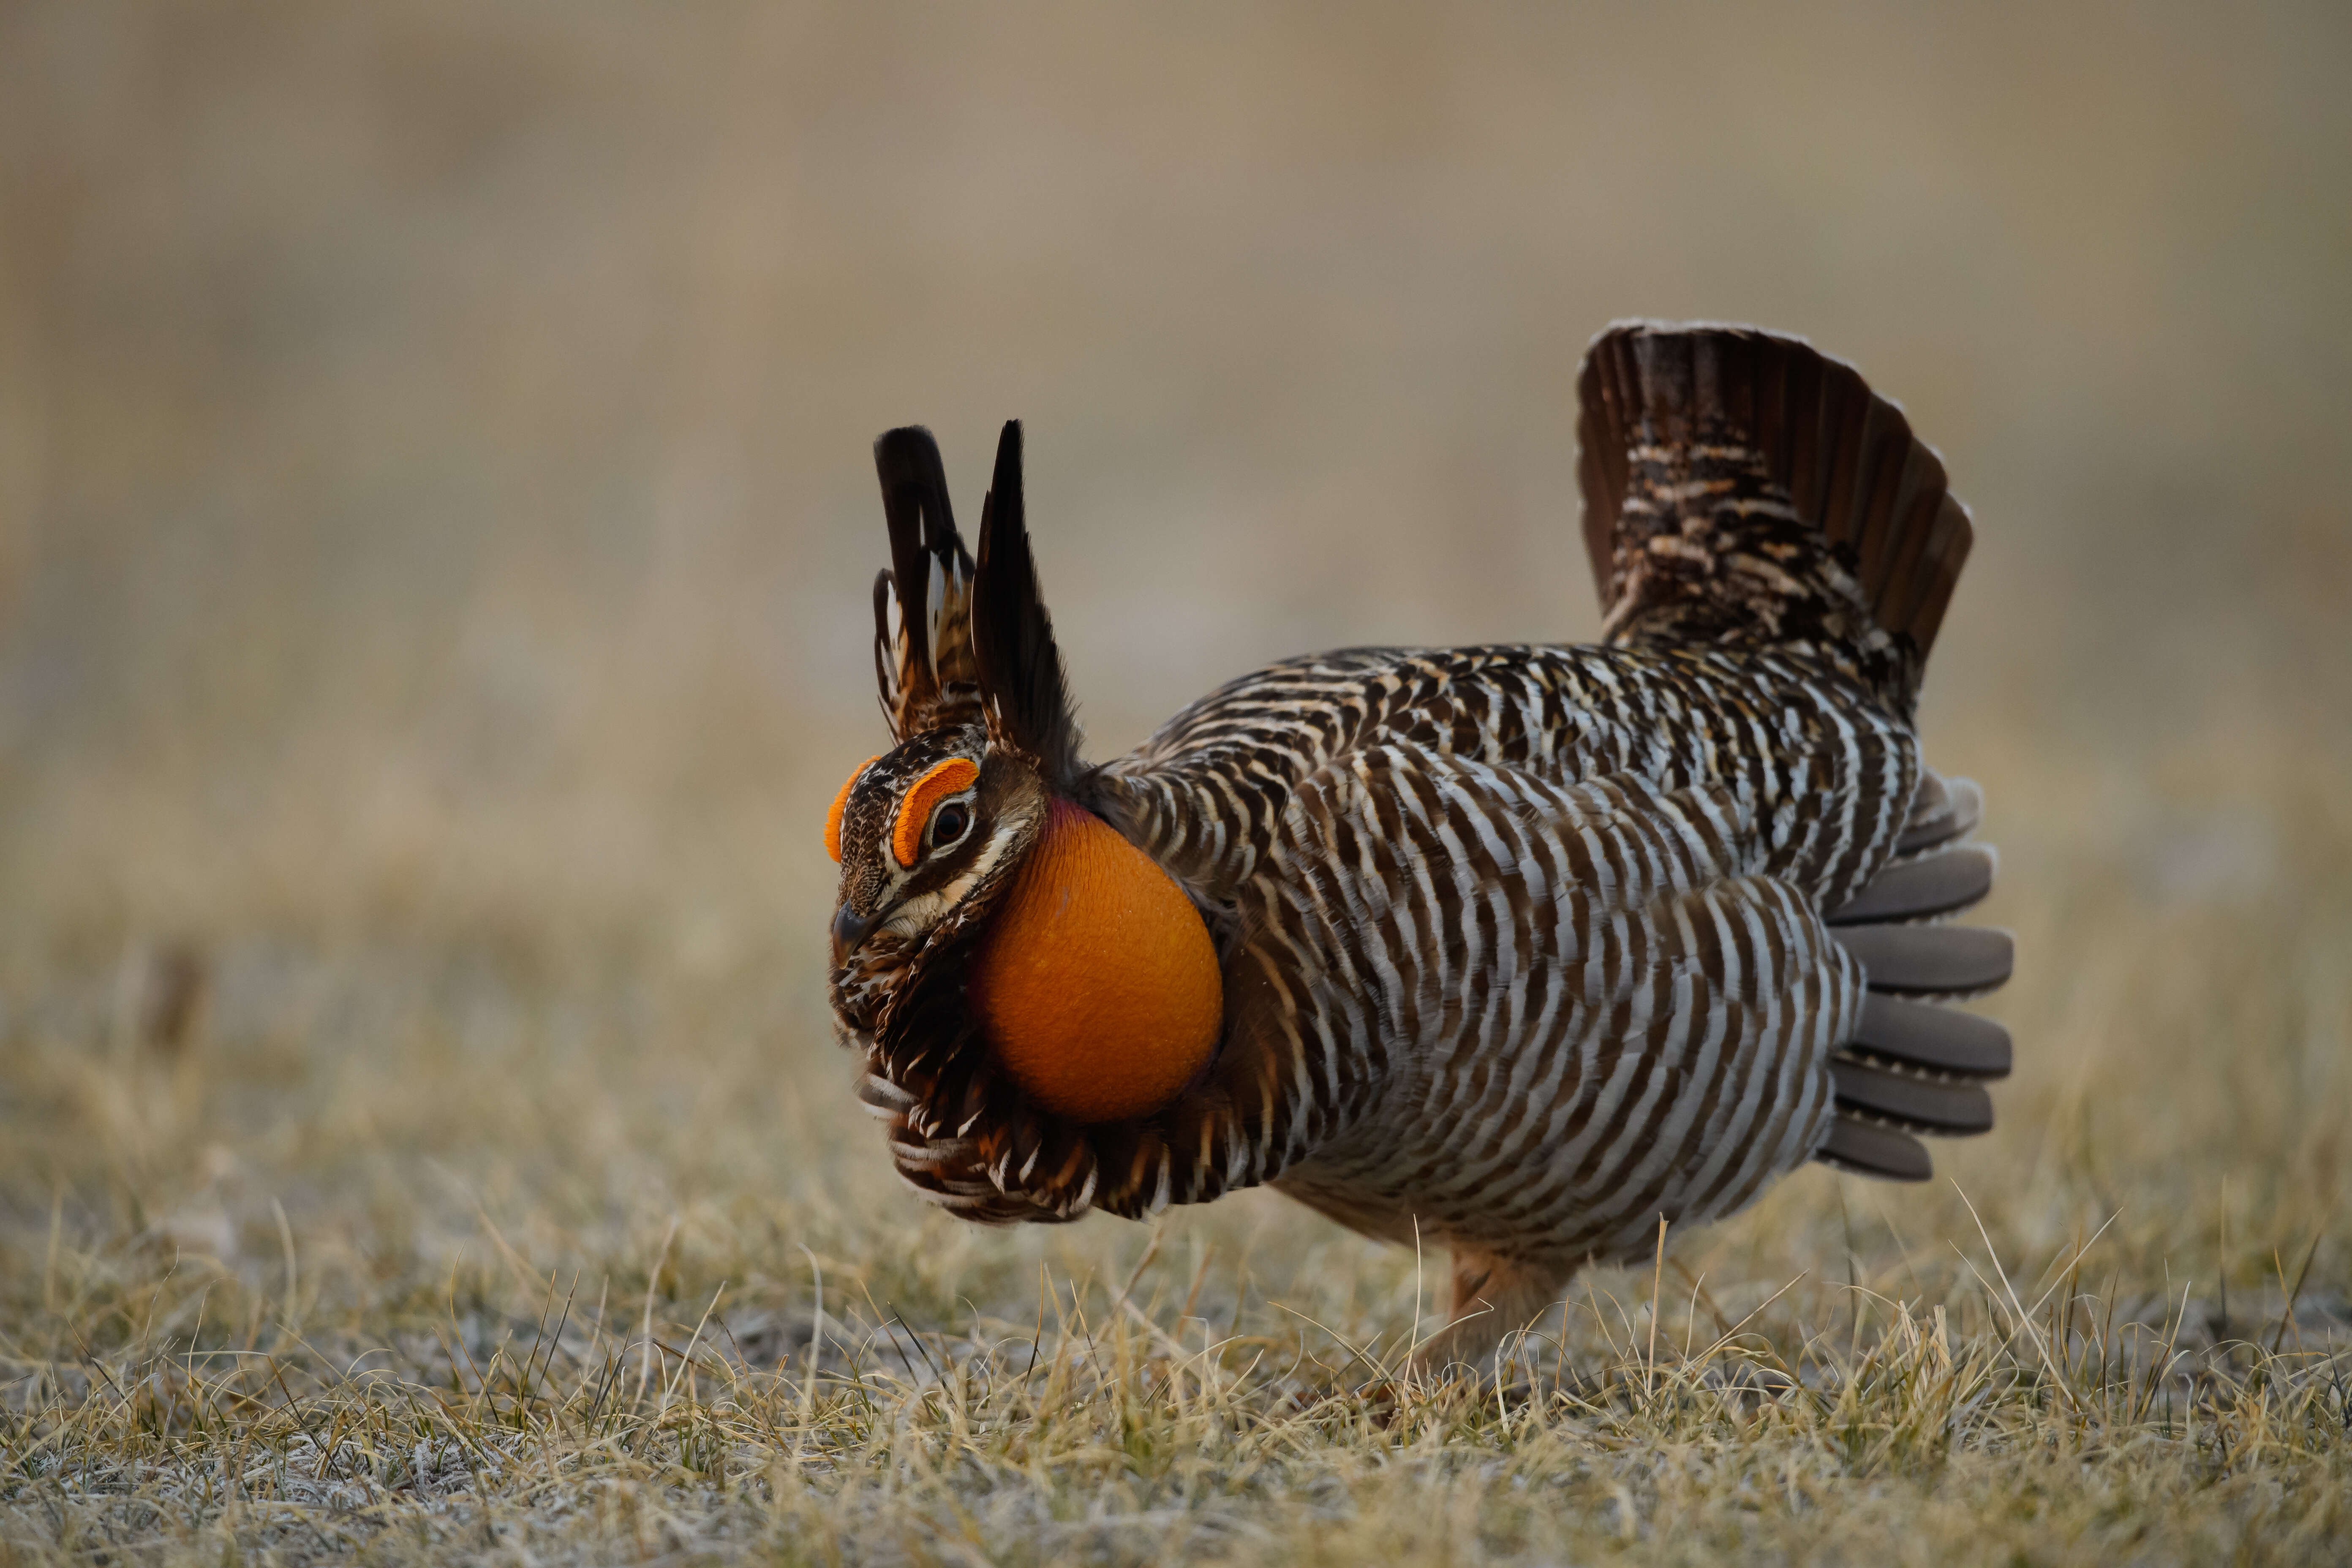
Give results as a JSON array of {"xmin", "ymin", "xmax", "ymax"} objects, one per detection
[{"xmin": 1206, "ymin": 742, "xmax": 1857, "ymax": 1256}]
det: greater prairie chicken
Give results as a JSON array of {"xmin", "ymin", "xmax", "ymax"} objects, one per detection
[{"xmin": 826, "ymin": 322, "xmax": 2013, "ymax": 1365}]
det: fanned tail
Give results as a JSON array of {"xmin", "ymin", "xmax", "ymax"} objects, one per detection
[
  {"xmin": 1578, "ymin": 323, "xmax": 2006, "ymax": 1182},
  {"xmin": 873, "ymin": 427, "xmax": 983, "ymax": 740},
  {"xmin": 1815, "ymin": 768, "xmax": 2013, "ymax": 1182},
  {"xmin": 1576, "ymin": 321, "xmax": 1973, "ymax": 716}
]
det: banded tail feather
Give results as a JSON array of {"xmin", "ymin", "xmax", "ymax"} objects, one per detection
[
  {"xmin": 1896, "ymin": 773, "xmax": 1984, "ymax": 855},
  {"xmin": 1828, "ymin": 1058, "xmax": 1994, "ymax": 1135},
  {"xmin": 1833, "ymin": 924, "xmax": 2013, "ymax": 997},
  {"xmin": 1816, "ymin": 1119, "xmax": 1933, "ymax": 1183},
  {"xmin": 1826, "ymin": 842, "xmax": 1994, "ymax": 924},
  {"xmin": 1576, "ymin": 321, "xmax": 1972, "ymax": 717},
  {"xmin": 1813, "ymin": 767, "xmax": 2012, "ymax": 1182},
  {"xmin": 1848, "ymin": 994, "xmax": 2012, "ymax": 1079}
]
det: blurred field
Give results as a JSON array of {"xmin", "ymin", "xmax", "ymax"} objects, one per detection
[{"xmin": 3, "ymin": 3, "xmax": 2350, "ymax": 1563}]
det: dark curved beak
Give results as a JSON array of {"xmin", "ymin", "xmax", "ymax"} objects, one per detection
[{"xmin": 830, "ymin": 904, "xmax": 879, "ymax": 966}]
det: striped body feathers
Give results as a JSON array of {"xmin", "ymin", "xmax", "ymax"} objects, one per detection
[{"xmin": 825, "ymin": 323, "xmax": 2014, "ymax": 1367}]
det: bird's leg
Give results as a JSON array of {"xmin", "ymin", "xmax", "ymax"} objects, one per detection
[{"xmin": 1409, "ymin": 1247, "xmax": 1570, "ymax": 1378}]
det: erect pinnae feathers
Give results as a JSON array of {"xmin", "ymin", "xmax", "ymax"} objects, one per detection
[
  {"xmin": 872, "ymin": 426, "xmax": 982, "ymax": 740},
  {"xmin": 871, "ymin": 569, "xmax": 901, "ymax": 727},
  {"xmin": 971, "ymin": 420, "xmax": 1081, "ymax": 785}
]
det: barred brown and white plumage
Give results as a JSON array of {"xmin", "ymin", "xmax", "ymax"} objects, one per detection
[{"xmin": 825, "ymin": 322, "xmax": 2014, "ymax": 1366}]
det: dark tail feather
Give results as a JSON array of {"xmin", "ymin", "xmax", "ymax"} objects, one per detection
[
  {"xmin": 1576, "ymin": 322, "xmax": 1973, "ymax": 715},
  {"xmin": 1832, "ymin": 925, "xmax": 2013, "ymax": 997},
  {"xmin": 1846, "ymin": 993, "xmax": 2012, "ymax": 1078},
  {"xmin": 1827, "ymin": 843, "xmax": 1994, "ymax": 925},
  {"xmin": 1829, "ymin": 1057, "xmax": 1994, "ymax": 1136},
  {"xmin": 1816, "ymin": 768, "xmax": 2012, "ymax": 1182},
  {"xmin": 1817, "ymin": 1118, "xmax": 1933, "ymax": 1183},
  {"xmin": 1895, "ymin": 773, "xmax": 1984, "ymax": 855}
]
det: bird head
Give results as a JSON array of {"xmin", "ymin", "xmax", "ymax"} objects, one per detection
[
  {"xmin": 823, "ymin": 725, "xmax": 1048, "ymax": 1015},
  {"xmin": 824, "ymin": 422, "xmax": 1222, "ymax": 1137}
]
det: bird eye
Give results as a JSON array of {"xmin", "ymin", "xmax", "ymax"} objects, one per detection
[{"xmin": 931, "ymin": 803, "xmax": 971, "ymax": 849}]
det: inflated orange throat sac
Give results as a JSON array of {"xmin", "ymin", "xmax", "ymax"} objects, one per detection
[{"xmin": 966, "ymin": 800, "xmax": 1221, "ymax": 1123}]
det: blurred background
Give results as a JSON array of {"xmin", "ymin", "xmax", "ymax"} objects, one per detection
[{"xmin": 1, "ymin": 2, "xmax": 2347, "ymax": 1334}]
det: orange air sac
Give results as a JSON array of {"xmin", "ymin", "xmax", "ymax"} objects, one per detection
[{"xmin": 966, "ymin": 800, "xmax": 1222, "ymax": 1123}]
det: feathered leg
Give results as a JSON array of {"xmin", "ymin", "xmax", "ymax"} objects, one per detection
[{"xmin": 1412, "ymin": 1248, "xmax": 1572, "ymax": 1376}]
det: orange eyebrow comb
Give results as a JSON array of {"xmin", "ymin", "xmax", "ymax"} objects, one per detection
[
  {"xmin": 824, "ymin": 756, "xmax": 882, "ymax": 863},
  {"xmin": 891, "ymin": 757, "xmax": 980, "ymax": 867}
]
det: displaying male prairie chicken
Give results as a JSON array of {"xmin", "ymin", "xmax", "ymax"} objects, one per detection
[{"xmin": 826, "ymin": 322, "xmax": 2013, "ymax": 1366}]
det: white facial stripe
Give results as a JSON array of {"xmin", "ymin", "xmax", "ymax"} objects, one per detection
[{"xmin": 881, "ymin": 814, "xmax": 1026, "ymax": 940}]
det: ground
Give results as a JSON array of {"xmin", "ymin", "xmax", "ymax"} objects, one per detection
[{"xmin": 4, "ymin": 658, "xmax": 2347, "ymax": 1565}]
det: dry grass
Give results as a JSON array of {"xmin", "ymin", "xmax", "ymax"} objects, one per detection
[
  {"xmin": 5, "ymin": 4, "xmax": 2352, "ymax": 1562},
  {"xmin": 4, "ymin": 1211, "xmax": 2349, "ymax": 1566},
  {"xmin": 2, "ymin": 710, "xmax": 2347, "ymax": 1564}
]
